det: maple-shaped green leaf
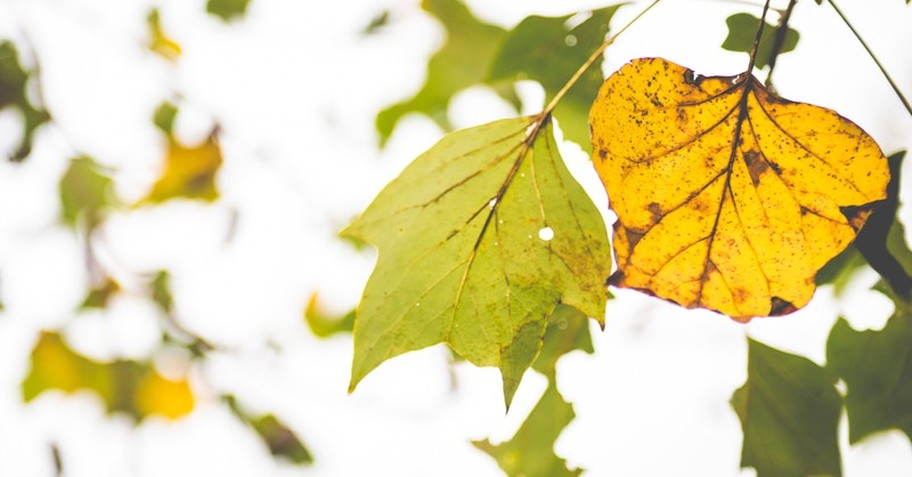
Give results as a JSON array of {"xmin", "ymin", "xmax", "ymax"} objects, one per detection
[
  {"xmin": 488, "ymin": 5, "xmax": 624, "ymax": 151},
  {"xmin": 343, "ymin": 117, "xmax": 611, "ymax": 407},
  {"xmin": 375, "ymin": 0, "xmax": 519, "ymax": 146},
  {"xmin": 474, "ymin": 382, "xmax": 580, "ymax": 477},
  {"xmin": 59, "ymin": 156, "xmax": 115, "ymax": 230},
  {"xmin": 732, "ymin": 338, "xmax": 842, "ymax": 477},
  {"xmin": 23, "ymin": 332, "xmax": 194, "ymax": 421},
  {"xmin": 207, "ymin": 0, "xmax": 251, "ymax": 22},
  {"xmin": 722, "ymin": 13, "xmax": 799, "ymax": 70},
  {"xmin": 0, "ymin": 40, "xmax": 51, "ymax": 162},
  {"xmin": 224, "ymin": 395, "xmax": 313, "ymax": 465}
]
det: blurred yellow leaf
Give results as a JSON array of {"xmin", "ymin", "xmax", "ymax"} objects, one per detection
[
  {"xmin": 147, "ymin": 9, "xmax": 182, "ymax": 61},
  {"xmin": 141, "ymin": 130, "xmax": 222, "ymax": 204},
  {"xmin": 135, "ymin": 371, "xmax": 195, "ymax": 420},
  {"xmin": 23, "ymin": 332, "xmax": 111, "ymax": 401},
  {"xmin": 590, "ymin": 58, "xmax": 889, "ymax": 320}
]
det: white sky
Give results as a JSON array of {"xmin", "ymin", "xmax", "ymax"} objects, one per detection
[{"xmin": 0, "ymin": 0, "xmax": 911, "ymax": 475}]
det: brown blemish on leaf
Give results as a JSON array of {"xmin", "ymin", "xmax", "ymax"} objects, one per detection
[
  {"xmin": 744, "ymin": 150, "xmax": 769, "ymax": 187},
  {"xmin": 840, "ymin": 205, "xmax": 875, "ymax": 232},
  {"xmin": 769, "ymin": 296, "xmax": 797, "ymax": 315}
]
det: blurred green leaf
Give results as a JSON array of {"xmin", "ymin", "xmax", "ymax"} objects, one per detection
[
  {"xmin": 488, "ymin": 5, "xmax": 624, "ymax": 151},
  {"xmin": 474, "ymin": 382, "xmax": 580, "ymax": 477},
  {"xmin": 815, "ymin": 245, "xmax": 868, "ymax": 296},
  {"xmin": 59, "ymin": 156, "xmax": 115, "ymax": 230},
  {"xmin": 375, "ymin": 0, "xmax": 519, "ymax": 146},
  {"xmin": 147, "ymin": 9, "xmax": 181, "ymax": 61},
  {"xmin": 0, "ymin": 40, "xmax": 51, "ymax": 162},
  {"xmin": 207, "ymin": 0, "xmax": 251, "ymax": 22},
  {"xmin": 23, "ymin": 332, "xmax": 195, "ymax": 421},
  {"xmin": 362, "ymin": 10, "xmax": 391, "ymax": 35},
  {"xmin": 731, "ymin": 338, "xmax": 842, "ymax": 477},
  {"xmin": 304, "ymin": 293, "xmax": 354, "ymax": 338},
  {"xmin": 79, "ymin": 276, "xmax": 120, "ymax": 310},
  {"xmin": 151, "ymin": 270, "xmax": 174, "ymax": 314},
  {"xmin": 721, "ymin": 13, "xmax": 799, "ymax": 70},
  {"xmin": 828, "ymin": 308, "xmax": 912, "ymax": 443},
  {"xmin": 139, "ymin": 129, "xmax": 222, "ymax": 204},
  {"xmin": 224, "ymin": 395, "xmax": 313, "ymax": 465},
  {"xmin": 532, "ymin": 305, "xmax": 594, "ymax": 378},
  {"xmin": 153, "ymin": 100, "xmax": 178, "ymax": 134}
]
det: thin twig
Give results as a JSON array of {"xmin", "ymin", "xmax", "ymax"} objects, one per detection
[
  {"xmin": 827, "ymin": 0, "xmax": 912, "ymax": 118},
  {"xmin": 765, "ymin": 0, "xmax": 798, "ymax": 87}
]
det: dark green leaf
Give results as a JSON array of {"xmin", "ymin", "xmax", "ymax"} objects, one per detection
[
  {"xmin": 854, "ymin": 151, "xmax": 912, "ymax": 299},
  {"xmin": 343, "ymin": 117, "xmax": 611, "ymax": 408},
  {"xmin": 532, "ymin": 304, "xmax": 594, "ymax": 378},
  {"xmin": 59, "ymin": 156, "xmax": 115, "ymax": 230},
  {"xmin": 0, "ymin": 40, "xmax": 51, "ymax": 162},
  {"xmin": 474, "ymin": 382, "xmax": 580, "ymax": 477},
  {"xmin": 153, "ymin": 101, "xmax": 178, "ymax": 134},
  {"xmin": 207, "ymin": 0, "xmax": 251, "ymax": 22},
  {"xmin": 815, "ymin": 245, "xmax": 868, "ymax": 296},
  {"xmin": 375, "ymin": 0, "xmax": 519, "ymax": 146},
  {"xmin": 224, "ymin": 395, "xmax": 313, "ymax": 465},
  {"xmin": 721, "ymin": 13, "xmax": 800, "ymax": 70},
  {"xmin": 151, "ymin": 270, "xmax": 174, "ymax": 314},
  {"xmin": 488, "ymin": 5, "xmax": 624, "ymax": 150},
  {"xmin": 827, "ymin": 288, "xmax": 912, "ymax": 443},
  {"xmin": 731, "ymin": 338, "xmax": 842, "ymax": 477},
  {"xmin": 363, "ymin": 10, "xmax": 391, "ymax": 35}
]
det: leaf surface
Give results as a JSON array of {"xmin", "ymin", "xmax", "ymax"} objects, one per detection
[
  {"xmin": 590, "ymin": 57, "xmax": 889, "ymax": 320},
  {"xmin": 488, "ymin": 5, "xmax": 623, "ymax": 150},
  {"xmin": 141, "ymin": 130, "xmax": 222, "ymax": 204},
  {"xmin": 59, "ymin": 156, "xmax": 115, "ymax": 230},
  {"xmin": 375, "ymin": 0, "xmax": 519, "ymax": 145},
  {"xmin": 344, "ymin": 117, "xmax": 611, "ymax": 406},
  {"xmin": 732, "ymin": 338, "xmax": 842, "ymax": 477},
  {"xmin": 207, "ymin": 0, "xmax": 251, "ymax": 22},
  {"xmin": 147, "ymin": 9, "xmax": 182, "ymax": 61}
]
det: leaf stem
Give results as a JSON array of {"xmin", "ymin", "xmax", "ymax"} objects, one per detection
[
  {"xmin": 764, "ymin": 0, "xmax": 797, "ymax": 87},
  {"xmin": 745, "ymin": 0, "xmax": 772, "ymax": 75},
  {"xmin": 827, "ymin": 0, "xmax": 912, "ymax": 118},
  {"xmin": 540, "ymin": 0, "xmax": 663, "ymax": 121}
]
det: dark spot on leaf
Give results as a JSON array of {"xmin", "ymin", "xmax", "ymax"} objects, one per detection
[
  {"xmin": 743, "ymin": 150, "xmax": 768, "ymax": 187},
  {"xmin": 608, "ymin": 270, "xmax": 625, "ymax": 287},
  {"xmin": 768, "ymin": 161, "xmax": 782, "ymax": 175},
  {"xmin": 598, "ymin": 148, "xmax": 607, "ymax": 161},
  {"xmin": 769, "ymin": 296, "xmax": 797, "ymax": 315},
  {"xmin": 647, "ymin": 202, "xmax": 662, "ymax": 223},
  {"xmin": 626, "ymin": 228, "xmax": 645, "ymax": 250}
]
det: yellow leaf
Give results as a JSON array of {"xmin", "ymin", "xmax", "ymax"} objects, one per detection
[
  {"xmin": 590, "ymin": 58, "xmax": 889, "ymax": 320},
  {"xmin": 22, "ymin": 332, "xmax": 111, "ymax": 400},
  {"xmin": 147, "ymin": 9, "xmax": 182, "ymax": 61},
  {"xmin": 135, "ymin": 371, "xmax": 195, "ymax": 420},
  {"xmin": 142, "ymin": 130, "xmax": 222, "ymax": 204}
]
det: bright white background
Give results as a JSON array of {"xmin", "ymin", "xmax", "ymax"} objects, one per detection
[{"xmin": 0, "ymin": 0, "xmax": 910, "ymax": 475}]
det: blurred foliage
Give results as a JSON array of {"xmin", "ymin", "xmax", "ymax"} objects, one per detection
[
  {"xmin": 23, "ymin": 332, "xmax": 195, "ymax": 421},
  {"xmin": 375, "ymin": 0, "xmax": 520, "ymax": 146},
  {"xmin": 79, "ymin": 276, "xmax": 121, "ymax": 310},
  {"xmin": 59, "ymin": 156, "xmax": 115, "ymax": 231},
  {"xmin": 0, "ymin": 40, "xmax": 51, "ymax": 161},
  {"xmin": 362, "ymin": 10, "xmax": 391, "ymax": 35},
  {"xmin": 488, "ymin": 5, "xmax": 623, "ymax": 151},
  {"xmin": 225, "ymin": 395, "xmax": 313, "ymax": 465},
  {"xmin": 207, "ymin": 0, "xmax": 252, "ymax": 22},
  {"xmin": 304, "ymin": 293, "xmax": 354, "ymax": 338},
  {"xmin": 140, "ymin": 129, "xmax": 223, "ymax": 204},
  {"xmin": 147, "ymin": 9, "xmax": 182, "ymax": 61},
  {"xmin": 153, "ymin": 100, "xmax": 179, "ymax": 135},
  {"xmin": 721, "ymin": 12, "xmax": 799, "ymax": 70},
  {"xmin": 474, "ymin": 306, "xmax": 593, "ymax": 477},
  {"xmin": 731, "ymin": 339, "xmax": 842, "ymax": 477}
]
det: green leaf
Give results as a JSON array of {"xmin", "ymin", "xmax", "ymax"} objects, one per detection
[
  {"xmin": 827, "ymin": 289, "xmax": 912, "ymax": 443},
  {"xmin": 362, "ymin": 10, "xmax": 391, "ymax": 35},
  {"xmin": 79, "ymin": 277, "xmax": 120, "ymax": 310},
  {"xmin": 854, "ymin": 151, "xmax": 912, "ymax": 299},
  {"xmin": 532, "ymin": 304, "xmax": 594, "ymax": 379},
  {"xmin": 375, "ymin": 0, "xmax": 519, "ymax": 146},
  {"xmin": 343, "ymin": 117, "xmax": 611, "ymax": 407},
  {"xmin": 731, "ymin": 338, "xmax": 842, "ymax": 477},
  {"xmin": 304, "ymin": 293, "xmax": 354, "ymax": 338},
  {"xmin": 150, "ymin": 270, "xmax": 174, "ymax": 314},
  {"xmin": 153, "ymin": 100, "xmax": 178, "ymax": 134},
  {"xmin": 721, "ymin": 13, "xmax": 800, "ymax": 70},
  {"xmin": 488, "ymin": 5, "xmax": 624, "ymax": 151},
  {"xmin": 474, "ymin": 382, "xmax": 580, "ymax": 477},
  {"xmin": 815, "ymin": 245, "xmax": 868, "ymax": 296},
  {"xmin": 207, "ymin": 0, "xmax": 251, "ymax": 22},
  {"xmin": 59, "ymin": 156, "xmax": 115, "ymax": 230},
  {"xmin": 224, "ymin": 396, "xmax": 313, "ymax": 465},
  {"xmin": 0, "ymin": 40, "xmax": 51, "ymax": 162}
]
